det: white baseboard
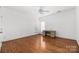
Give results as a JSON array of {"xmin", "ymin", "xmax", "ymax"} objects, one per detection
[{"xmin": 2, "ymin": 33, "xmax": 39, "ymax": 42}]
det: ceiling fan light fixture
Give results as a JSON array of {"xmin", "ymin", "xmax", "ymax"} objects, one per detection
[{"xmin": 39, "ymin": 6, "xmax": 49, "ymax": 14}]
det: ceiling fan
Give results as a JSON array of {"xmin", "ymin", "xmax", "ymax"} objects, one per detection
[{"xmin": 39, "ymin": 6, "xmax": 49, "ymax": 14}]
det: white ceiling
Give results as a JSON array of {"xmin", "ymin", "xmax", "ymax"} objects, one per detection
[{"xmin": 3, "ymin": 6, "xmax": 75, "ymax": 15}]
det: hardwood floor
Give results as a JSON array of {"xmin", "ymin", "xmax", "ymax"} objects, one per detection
[{"xmin": 1, "ymin": 34, "xmax": 79, "ymax": 53}]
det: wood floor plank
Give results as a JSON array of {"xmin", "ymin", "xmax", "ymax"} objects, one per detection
[{"xmin": 1, "ymin": 34, "xmax": 79, "ymax": 53}]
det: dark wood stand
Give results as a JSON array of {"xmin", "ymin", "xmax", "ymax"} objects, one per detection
[{"xmin": 43, "ymin": 30, "xmax": 56, "ymax": 38}]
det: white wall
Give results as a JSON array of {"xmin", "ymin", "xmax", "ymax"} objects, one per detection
[
  {"xmin": 76, "ymin": 7, "xmax": 79, "ymax": 41},
  {"xmin": 2, "ymin": 7, "xmax": 39, "ymax": 41},
  {"xmin": 40, "ymin": 8, "xmax": 76, "ymax": 39},
  {"xmin": 0, "ymin": 6, "xmax": 76, "ymax": 42},
  {"xmin": 0, "ymin": 7, "xmax": 3, "ymax": 42}
]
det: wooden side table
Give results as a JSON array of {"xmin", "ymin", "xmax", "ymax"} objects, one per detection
[{"xmin": 43, "ymin": 30, "xmax": 56, "ymax": 38}]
